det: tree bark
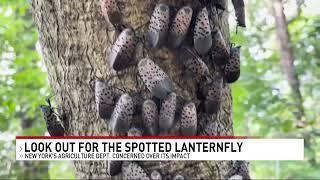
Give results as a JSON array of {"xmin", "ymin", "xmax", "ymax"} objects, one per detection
[
  {"xmin": 272, "ymin": 0, "xmax": 305, "ymax": 125},
  {"xmin": 30, "ymin": 0, "xmax": 237, "ymax": 179}
]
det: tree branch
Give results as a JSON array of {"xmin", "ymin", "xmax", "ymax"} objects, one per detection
[{"xmin": 272, "ymin": 0, "xmax": 306, "ymax": 127}]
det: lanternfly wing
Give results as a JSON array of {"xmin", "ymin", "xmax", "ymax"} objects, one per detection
[
  {"xmin": 147, "ymin": 3, "xmax": 170, "ymax": 48},
  {"xmin": 110, "ymin": 93, "xmax": 134, "ymax": 135},
  {"xmin": 108, "ymin": 28, "xmax": 136, "ymax": 71},
  {"xmin": 204, "ymin": 78, "xmax": 223, "ymax": 114},
  {"xmin": 224, "ymin": 46, "xmax": 241, "ymax": 83},
  {"xmin": 122, "ymin": 162, "xmax": 150, "ymax": 180},
  {"xmin": 100, "ymin": 0, "xmax": 122, "ymax": 27},
  {"xmin": 232, "ymin": 0, "xmax": 246, "ymax": 27},
  {"xmin": 180, "ymin": 102, "xmax": 197, "ymax": 136},
  {"xmin": 159, "ymin": 92, "xmax": 177, "ymax": 131},
  {"xmin": 138, "ymin": 58, "xmax": 174, "ymax": 99},
  {"xmin": 95, "ymin": 79, "xmax": 116, "ymax": 119},
  {"xmin": 194, "ymin": 8, "xmax": 212, "ymax": 55},
  {"xmin": 142, "ymin": 99, "xmax": 159, "ymax": 136},
  {"xmin": 107, "ymin": 160, "xmax": 122, "ymax": 176},
  {"xmin": 40, "ymin": 105, "xmax": 65, "ymax": 136},
  {"xmin": 184, "ymin": 56, "xmax": 210, "ymax": 77},
  {"xmin": 211, "ymin": 29, "xmax": 229, "ymax": 66},
  {"xmin": 168, "ymin": 6, "xmax": 193, "ymax": 48},
  {"xmin": 47, "ymin": 115, "xmax": 65, "ymax": 136}
]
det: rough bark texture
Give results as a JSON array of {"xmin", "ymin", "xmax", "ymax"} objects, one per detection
[
  {"xmin": 31, "ymin": 0, "xmax": 236, "ymax": 179},
  {"xmin": 272, "ymin": 0, "xmax": 305, "ymax": 124}
]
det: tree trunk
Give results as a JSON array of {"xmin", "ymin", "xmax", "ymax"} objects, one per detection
[
  {"xmin": 30, "ymin": 0, "xmax": 239, "ymax": 179},
  {"xmin": 272, "ymin": 0, "xmax": 305, "ymax": 126}
]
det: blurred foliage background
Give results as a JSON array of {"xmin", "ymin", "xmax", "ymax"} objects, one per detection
[
  {"xmin": 0, "ymin": 0, "xmax": 319, "ymax": 179},
  {"xmin": 0, "ymin": 0, "xmax": 74, "ymax": 179}
]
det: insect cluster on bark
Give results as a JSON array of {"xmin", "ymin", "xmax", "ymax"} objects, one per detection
[
  {"xmin": 40, "ymin": 0, "xmax": 248, "ymax": 179},
  {"xmin": 95, "ymin": 0, "xmax": 247, "ymax": 178}
]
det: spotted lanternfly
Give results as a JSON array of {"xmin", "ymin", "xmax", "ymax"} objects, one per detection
[
  {"xmin": 224, "ymin": 46, "xmax": 241, "ymax": 83},
  {"xmin": 168, "ymin": 6, "xmax": 193, "ymax": 48},
  {"xmin": 127, "ymin": 127, "xmax": 143, "ymax": 136},
  {"xmin": 204, "ymin": 78, "xmax": 223, "ymax": 114},
  {"xmin": 194, "ymin": 7, "xmax": 212, "ymax": 55},
  {"xmin": 95, "ymin": 79, "xmax": 117, "ymax": 119},
  {"xmin": 108, "ymin": 28, "xmax": 137, "ymax": 71},
  {"xmin": 232, "ymin": 0, "xmax": 246, "ymax": 27},
  {"xmin": 142, "ymin": 99, "xmax": 159, "ymax": 136},
  {"xmin": 39, "ymin": 97, "xmax": 65, "ymax": 136},
  {"xmin": 159, "ymin": 92, "xmax": 176, "ymax": 131},
  {"xmin": 138, "ymin": 58, "xmax": 174, "ymax": 99},
  {"xmin": 173, "ymin": 174, "xmax": 184, "ymax": 180},
  {"xmin": 122, "ymin": 162, "xmax": 150, "ymax": 180},
  {"xmin": 110, "ymin": 93, "xmax": 134, "ymax": 135},
  {"xmin": 211, "ymin": 29, "xmax": 229, "ymax": 66},
  {"xmin": 185, "ymin": 55, "xmax": 210, "ymax": 77},
  {"xmin": 180, "ymin": 102, "xmax": 197, "ymax": 136},
  {"xmin": 179, "ymin": 48, "xmax": 209, "ymax": 77},
  {"xmin": 107, "ymin": 160, "xmax": 122, "ymax": 176},
  {"xmin": 150, "ymin": 170, "xmax": 162, "ymax": 180},
  {"xmin": 147, "ymin": 3, "xmax": 170, "ymax": 48},
  {"xmin": 100, "ymin": 0, "xmax": 122, "ymax": 27}
]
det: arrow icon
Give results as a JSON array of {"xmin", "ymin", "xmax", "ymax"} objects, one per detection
[{"xmin": 20, "ymin": 146, "xmax": 23, "ymax": 152}]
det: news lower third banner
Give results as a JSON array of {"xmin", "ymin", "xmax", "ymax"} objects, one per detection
[{"xmin": 16, "ymin": 137, "xmax": 304, "ymax": 161}]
